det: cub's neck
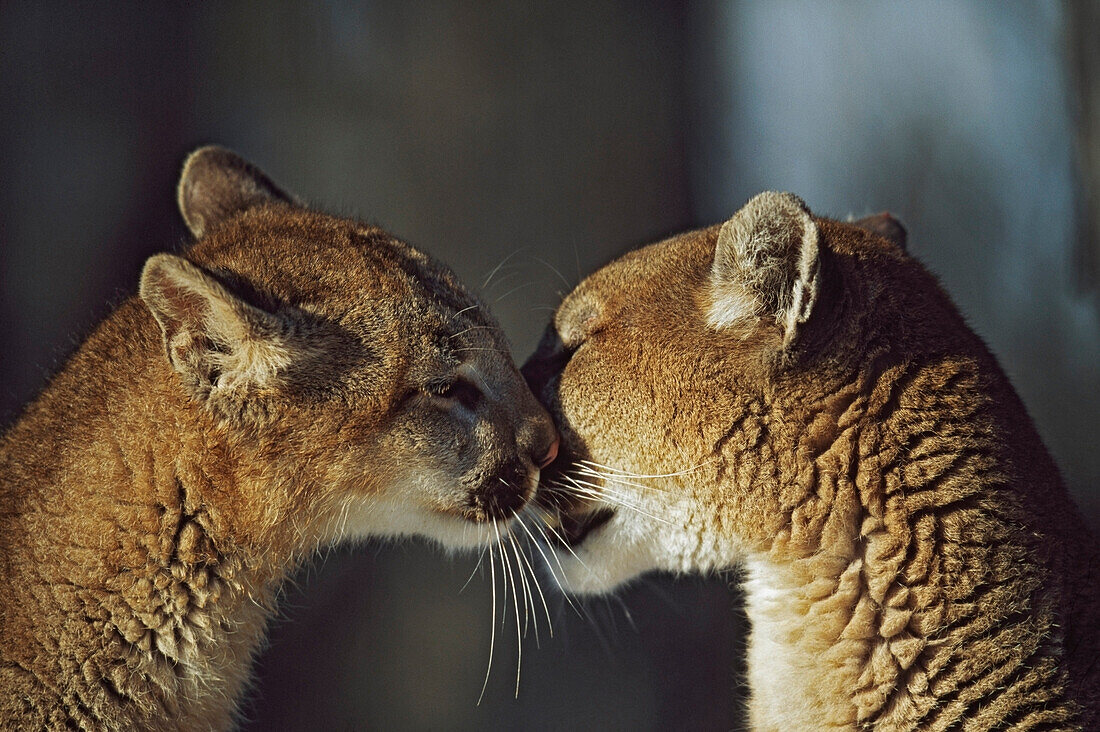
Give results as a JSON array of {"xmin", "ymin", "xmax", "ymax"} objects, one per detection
[{"xmin": 0, "ymin": 299, "xmax": 311, "ymax": 730}]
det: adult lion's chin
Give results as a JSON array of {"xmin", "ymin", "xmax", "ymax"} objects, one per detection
[
  {"xmin": 541, "ymin": 505, "xmax": 664, "ymax": 595},
  {"xmin": 553, "ymin": 506, "xmax": 616, "ymax": 549}
]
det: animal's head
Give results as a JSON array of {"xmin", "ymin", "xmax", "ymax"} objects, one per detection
[
  {"xmin": 139, "ymin": 147, "xmax": 558, "ymax": 551},
  {"xmin": 523, "ymin": 192, "xmax": 972, "ymax": 592}
]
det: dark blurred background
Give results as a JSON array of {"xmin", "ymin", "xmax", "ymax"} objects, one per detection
[{"xmin": 2, "ymin": 2, "xmax": 1097, "ymax": 729}]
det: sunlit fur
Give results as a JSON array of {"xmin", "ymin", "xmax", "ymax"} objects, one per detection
[
  {"xmin": 0, "ymin": 147, "xmax": 556, "ymax": 729},
  {"xmin": 524, "ymin": 192, "xmax": 1100, "ymax": 730}
]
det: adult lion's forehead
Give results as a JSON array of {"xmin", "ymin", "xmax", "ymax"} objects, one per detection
[{"xmin": 554, "ymin": 225, "xmax": 720, "ymax": 341}]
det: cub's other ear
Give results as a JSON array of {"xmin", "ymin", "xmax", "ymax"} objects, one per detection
[
  {"xmin": 140, "ymin": 253, "xmax": 291, "ymax": 414},
  {"xmin": 852, "ymin": 211, "xmax": 907, "ymax": 251},
  {"xmin": 709, "ymin": 191, "xmax": 822, "ymax": 350},
  {"xmin": 177, "ymin": 146, "xmax": 297, "ymax": 239}
]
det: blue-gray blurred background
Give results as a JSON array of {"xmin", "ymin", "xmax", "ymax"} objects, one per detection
[{"xmin": 2, "ymin": 2, "xmax": 1097, "ymax": 729}]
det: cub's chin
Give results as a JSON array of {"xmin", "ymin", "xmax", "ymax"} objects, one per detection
[
  {"xmin": 544, "ymin": 503, "xmax": 664, "ymax": 595},
  {"xmin": 333, "ymin": 468, "xmax": 541, "ymax": 552}
]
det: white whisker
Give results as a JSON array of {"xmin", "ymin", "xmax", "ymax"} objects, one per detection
[
  {"xmin": 560, "ymin": 475, "xmax": 674, "ymax": 526},
  {"xmin": 508, "ymin": 528, "xmax": 532, "ymax": 639},
  {"xmin": 477, "ymin": 540, "xmax": 498, "ymax": 706},
  {"xmin": 527, "ymin": 254, "xmax": 573, "ymax": 291},
  {"xmin": 528, "ymin": 509, "xmax": 599, "ymax": 627},
  {"xmin": 485, "ymin": 268, "xmax": 521, "ymax": 293},
  {"xmin": 574, "ymin": 467, "xmax": 657, "ymax": 492},
  {"xmin": 494, "ymin": 280, "xmax": 538, "ymax": 304},
  {"xmin": 534, "ymin": 506, "xmax": 591, "ymax": 571},
  {"xmin": 493, "ymin": 521, "xmax": 523, "ymax": 698},
  {"xmin": 513, "ymin": 514, "xmax": 554, "ymax": 638},
  {"xmin": 448, "ymin": 324, "xmax": 502, "ymax": 340},
  {"xmin": 460, "ymin": 524, "xmax": 489, "ymax": 593},
  {"xmin": 450, "ymin": 303, "xmax": 481, "ymax": 321},
  {"xmin": 577, "ymin": 458, "xmax": 712, "ymax": 479},
  {"xmin": 481, "ymin": 248, "xmax": 525, "ymax": 290},
  {"xmin": 523, "ymin": 508, "xmax": 587, "ymax": 619}
]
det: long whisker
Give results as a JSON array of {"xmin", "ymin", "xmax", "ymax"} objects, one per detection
[
  {"xmin": 577, "ymin": 458, "xmax": 713, "ymax": 479},
  {"xmin": 558, "ymin": 476, "xmax": 674, "ymax": 526},
  {"xmin": 481, "ymin": 248, "xmax": 525, "ymax": 290},
  {"xmin": 522, "ymin": 508, "xmax": 588, "ymax": 619},
  {"xmin": 512, "ymin": 534, "xmax": 534, "ymax": 642},
  {"xmin": 484, "ymin": 268, "xmax": 521, "ymax": 294},
  {"xmin": 450, "ymin": 303, "xmax": 481, "ymax": 321},
  {"xmin": 494, "ymin": 280, "xmax": 538, "ymax": 304},
  {"xmin": 574, "ymin": 467, "xmax": 654, "ymax": 490},
  {"xmin": 532, "ymin": 504, "xmax": 591, "ymax": 571},
  {"xmin": 529, "ymin": 509, "xmax": 601, "ymax": 629},
  {"xmin": 507, "ymin": 526, "xmax": 532, "ymax": 639},
  {"xmin": 460, "ymin": 523, "xmax": 489, "ymax": 593},
  {"xmin": 493, "ymin": 521, "xmax": 523, "ymax": 698},
  {"xmin": 477, "ymin": 540, "xmax": 498, "ymax": 705},
  {"xmin": 527, "ymin": 254, "xmax": 573, "ymax": 292},
  {"xmin": 448, "ymin": 324, "xmax": 503, "ymax": 341},
  {"xmin": 573, "ymin": 466, "xmax": 670, "ymax": 494},
  {"xmin": 513, "ymin": 513, "xmax": 558, "ymax": 634}
]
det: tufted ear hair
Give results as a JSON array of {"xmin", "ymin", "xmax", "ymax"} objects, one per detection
[
  {"xmin": 709, "ymin": 192, "xmax": 822, "ymax": 350},
  {"xmin": 140, "ymin": 253, "xmax": 292, "ymax": 416},
  {"xmin": 177, "ymin": 146, "xmax": 297, "ymax": 239}
]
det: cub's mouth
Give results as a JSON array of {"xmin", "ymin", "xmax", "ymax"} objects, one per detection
[{"xmin": 554, "ymin": 506, "xmax": 615, "ymax": 548}]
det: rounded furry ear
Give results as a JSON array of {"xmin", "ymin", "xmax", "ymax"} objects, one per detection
[
  {"xmin": 140, "ymin": 253, "xmax": 292, "ymax": 415},
  {"xmin": 852, "ymin": 211, "xmax": 907, "ymax": 251},
  {"xmin": 709, "ymin": 192, "xmax": 822, "ymax": 350},
  {"xmin": 177, "ymin": 146, "xmax": 297, "ymax": 239}
]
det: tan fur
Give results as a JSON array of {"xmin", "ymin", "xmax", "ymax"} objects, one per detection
[
  {"xmin": 524, "ymin": 192, "xmax": 1100, "ymax": 730},
  {"xmin": 0, "ymin": 147, "xmax": 557, "ymax": 729}
]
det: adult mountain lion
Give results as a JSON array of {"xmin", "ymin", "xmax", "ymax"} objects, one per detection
[
  {"xmin": 0, "ymin": 147, "xmax": 558, "ymax": 729},
  {"xmin": 524, "ymin": 192, "xmax": 1099, "ymax": 730}
]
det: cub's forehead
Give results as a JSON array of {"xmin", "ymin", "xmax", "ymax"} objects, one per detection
[{"xmin": 189, "ymin": 209, "xmax": 477, "ymax": 311}]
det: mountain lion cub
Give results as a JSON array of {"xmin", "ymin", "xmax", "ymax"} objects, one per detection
[
  {"xmin": 524, "ymin": 193, "xmax": 1099, "ymax": 730},
  {"xmin": 0, "ymin": 147, "xmax": 558, "ymax": 729}
]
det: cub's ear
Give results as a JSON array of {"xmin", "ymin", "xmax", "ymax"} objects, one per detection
[
  {"xmin": 852, "ymin": 211, "xmax": 907, "ymax": 251},
  {"xmin": 140, "ymin": 253, "xmax": 291, "ymax": 413},
  {"xmin": 709, "ymin": 191, "xmax": 822, "ymax": 350},
  {"xmin": 177, "ymin": 146, "xmax": 297, "ymax": 239}
]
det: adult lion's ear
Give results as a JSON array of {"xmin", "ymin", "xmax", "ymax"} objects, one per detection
[
  {"xmin": 852, "ymin": 211, "xmax": 907, "ymax": 251},
  {"xmin": 177, "ymin": 146, "xmax": 298, "ymax": 239},
  {"xmin": 709, "ymin": 191, "xmax": 822, "ymax": 350},
  {"xmin": 140, "ymin": 253, "xmax": 292, "ymax": 416}
]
